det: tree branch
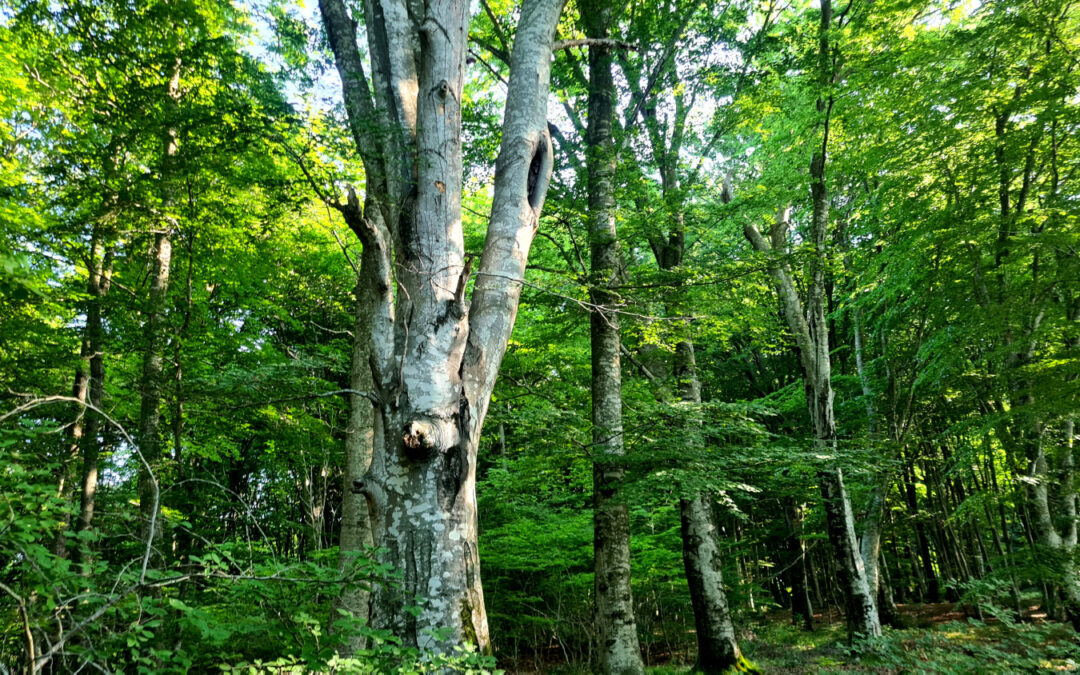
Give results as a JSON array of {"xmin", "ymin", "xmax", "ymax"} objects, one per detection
[{"xmin": 554, "ymin": 38, "xmax": 638, "ymax": 52}]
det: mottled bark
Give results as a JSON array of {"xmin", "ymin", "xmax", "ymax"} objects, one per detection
[
  {"xmin": 1028, "ymin": 431, "xmax": 1080, "ymax": 629},
  {"xmin": 581, "ymin": 1, "xmax": 644, "ymax": 671},
  {"xmin": 320, "ymin": 0, "xmax": 565, "ymax": 654},
  {"xmin": 681, "ymin": 496, "xmax": 748, "ymax": 672}
]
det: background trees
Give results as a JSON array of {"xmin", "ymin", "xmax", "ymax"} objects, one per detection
[{"xmin": 1, "ymin": 0, "xmax": 1079, "ymax": 672}]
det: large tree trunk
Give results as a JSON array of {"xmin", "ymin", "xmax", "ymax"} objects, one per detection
[
  {"xmin": 320, "ymin": 0, "xmax": 565, "ymax": 653},
  {"xmin": 137, "ymin": 63, "xmax": 180, "ymax": 563},
  {"xmin": 581, "ymin": 2, "xmax": 644, "ymax": 671}
]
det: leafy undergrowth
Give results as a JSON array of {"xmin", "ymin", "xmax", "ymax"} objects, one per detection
[
  {"xmin": 507, "ymin": 604, "xmax": 1080, "ymax": 673},
  {"xmin": 739, "ymin": 605, "xmax": 1080, "ymax": 673}
]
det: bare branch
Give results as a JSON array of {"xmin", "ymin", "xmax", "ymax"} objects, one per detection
[
  {"xmin": 480, "ymin": 0, "xmax": 511, "ymax": 56},
  {"xmin": 554, "ymin": 38, "xmax": 638, "ymax": 52}
]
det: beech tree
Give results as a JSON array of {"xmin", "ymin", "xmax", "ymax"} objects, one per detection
[
  {"xmin": 4, "ymin": 0, "xmax": 1080, "ymax": 671},
  {"xmin": 741, "ymin": 0, "xmax": 881, "ymax": 638},
  {"xmin": 578, "ymin": 1, "xmax": 647, "ymax": 671},
  {"xmin": 318, "ymin": 0, "xmax": 566, "ymax": 652}
]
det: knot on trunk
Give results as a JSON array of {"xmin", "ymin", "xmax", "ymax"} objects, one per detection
[{"xmin": 402, "ymin": 417, "xmax": 459, "ymax": 461}]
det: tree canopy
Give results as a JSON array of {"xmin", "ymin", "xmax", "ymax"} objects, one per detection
[{"xmin": 1, "ymin": 0, "xmax": 1079, "ymax": 672}]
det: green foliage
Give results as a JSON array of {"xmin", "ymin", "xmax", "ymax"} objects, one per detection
[{"xmin": 2, "ymin": 0, "xmax": 1079, "ymax": 671}]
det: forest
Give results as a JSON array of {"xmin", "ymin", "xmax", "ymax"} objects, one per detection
[{"xmin": 1, "ymin": 0, "xmax": 1079, "ymax": 672}]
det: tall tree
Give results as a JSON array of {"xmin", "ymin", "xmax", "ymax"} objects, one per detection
[
  {"xmin": 579, "ymin": 0, "xmax": 647, "ymax": 671},
  {"xmin": 318, "ymin": 0, "xmax": 566, "ymax": 652},
  {"xmin": 136, "ymin": 61, "xmax": 180, "ymax": 562}
]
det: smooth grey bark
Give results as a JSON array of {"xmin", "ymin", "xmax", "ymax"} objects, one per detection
[
  {"xmin": 319, "ymin": 0, "xmax": 565, "ymax": 653},
  {"xmin": 137, "ymin": 62, "xmax": 180, "ymax": 563},
  {"xmin": 851, "ymin": 307, "xmax": 899, "ymax": 626},
  {"xmin": 581, "ymin": 2, "xmax": 644, "ymax": 672}
]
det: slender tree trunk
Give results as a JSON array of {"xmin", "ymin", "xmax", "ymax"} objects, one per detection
[
  {"xmin": 581, "ymin": 3, "xmax": 644, "ymax": 669},
  {"xmin": 860, "ymin": 477, "xmax": 899, "ymax": 626},
  {"xmin": 784, "ymin": 498, "xmax": 814, "ymax": 631},
  {"xmin": 52, "ymin": 360, "xmax": 88, "ymax": 558},
  {"xmin": 902, "ymin": 452, "xmax": 939, "ymax": 602},
  {"xmin": 744, "ymin": 213, "xmax": 881, "ymax": 638},
  {"xmin": 170, "ymin": 231, "xmax": 194, "ymax": 560},
  {"xmin": 852, "ymin": 307, "xmax": 899, "ymax": 627},
  {"xmin": 643, "ymin": 104, "xmax": 747, "ymax": 671},
  {"xmin": 334, "ymin": 273, "xmax": 375, "ymax": 652},
  {"xmin": 137, "ymin": 62, "xmax": 180, "ymax": 563},
  {"xmin": 74, "ymin": 233, "xmax": 112, "ymax": 566}
]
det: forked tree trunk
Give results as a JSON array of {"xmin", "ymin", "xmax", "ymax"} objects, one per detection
[
  {"xmin": 320, "ymin": 0, "xmax": 565, "ymax": 653},
  {"xmin": 740, "ymin": 0, "xmax": 880, "ymax": 637},
  {"xmin": 744, "ymin": 214, "xmax": 881, "ymax": 639}
]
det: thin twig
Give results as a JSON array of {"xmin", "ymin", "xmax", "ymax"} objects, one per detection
[
  {"xmin": 1, "ymin": 396, "xmax": 159, "ymax": 586},
  {"xmin": 0, "ymin": 581, "xmax": 35, "ymax": 675},
  {"xmin": 332, "ymin": 229, "xmax": 360, "ymax": 276}
]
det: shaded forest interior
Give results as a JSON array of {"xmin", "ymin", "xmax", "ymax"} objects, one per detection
[{"xmin": 1, "ymin": 0, "xmax": 1079, "ymax": 672}]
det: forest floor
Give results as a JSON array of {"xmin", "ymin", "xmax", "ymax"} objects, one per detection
[{"xmin": 504, "ymin": 602, "xmax": 1080, "ymax": 673}]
